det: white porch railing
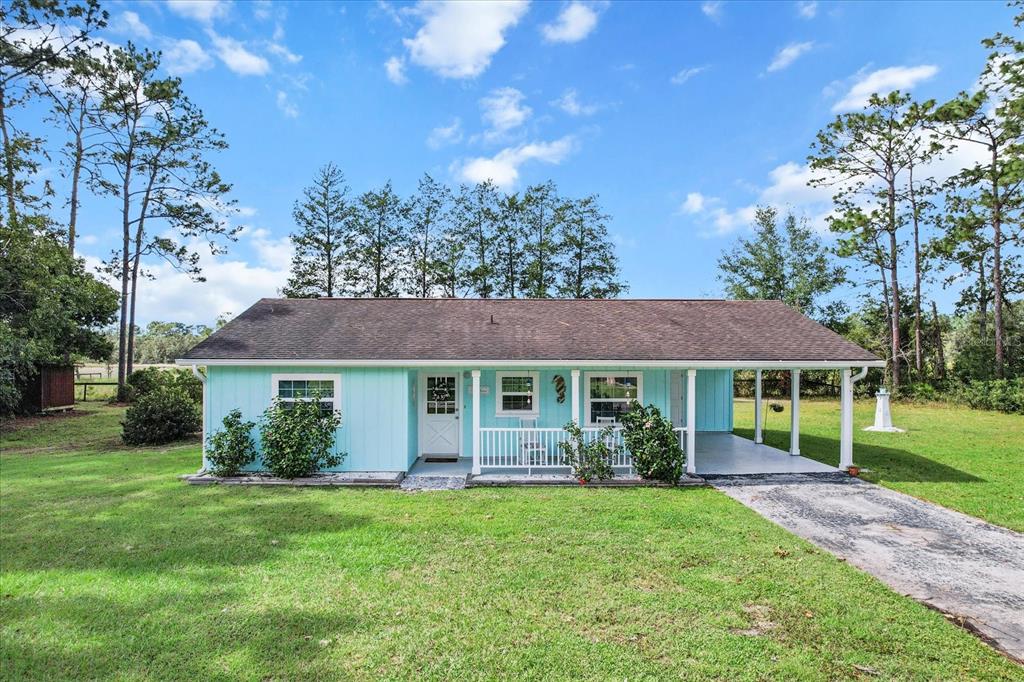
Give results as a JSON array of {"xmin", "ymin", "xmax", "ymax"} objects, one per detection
[{"xmin": 478, "ymin": 426, "xmax": 689, "ymax": 473}]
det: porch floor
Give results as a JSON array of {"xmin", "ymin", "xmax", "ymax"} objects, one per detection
[{"xmin": 695, "ymin": 433, "xmax": 838, "ymax": 475}]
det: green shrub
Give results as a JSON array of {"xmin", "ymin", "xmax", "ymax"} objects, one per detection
[
  {"xmin": 620, "ymin": 401, "xmax": 684, "ymax": 483},
  {"xmin": 122, "ymin": 386, "xmax": 201, "ymax": 445},
  {"xmin": 558, "ymin": 421, "xmax": 615, "ymax": 483},
  {"xmin": 259, "ymin": 397, "xmax": 344, "ymax": 479},
  {"xmin": 905, "ymin": 382, "xmax": 939, "ymax": 403},
  {"xmin": 126, "ymin": 367, "xmax": 202, "ymax": 404},
  {"xmin": 956, "ymin": 379, "xmax": 1024, "ymax": 414},
  {"xmin": 206, "ymin": 409, "xmax": 257, "ymax": 477}
]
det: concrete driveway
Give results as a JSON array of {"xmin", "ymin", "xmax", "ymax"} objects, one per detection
[{"xmin": 712, "ymin": 474, "xmax": 1024, "ymax": 663}]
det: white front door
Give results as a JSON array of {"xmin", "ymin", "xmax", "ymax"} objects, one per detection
[{"xmin": 420, "ymin": 373, "xmax": 460, "ymax": 456}]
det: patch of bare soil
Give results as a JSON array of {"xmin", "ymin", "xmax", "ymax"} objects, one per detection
[
  {"xmin": 730, "ymin": 603, "xmax": 779, "ymax": 637},
  {"xmin": 0, "ymin": 409, "xmax": 88, "ymax": 434}
]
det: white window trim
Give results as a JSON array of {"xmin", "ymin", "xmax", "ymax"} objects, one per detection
[
  {"xmin": 271, "ymin": 373, "xmax": 342, "ymax": 418},
  {"xmin": 495, "ymin": 371, "xmax": 540, "ymax": 418},
  {"xmin": 583, "ymin": 371, "xmax": 643, "ymax": 426}
]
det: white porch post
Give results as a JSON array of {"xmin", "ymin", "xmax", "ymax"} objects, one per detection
[
  {"xmin": 754, "ymin": 368, "xmax": 763, "ymax": 444},
  {"xmin": 790, "ymin": 369, "xmax": 800, "ymax": 456},
  {"xmin": 570, "ymin": 369, "xmax": 580, "ymax": 424},
  {"xmin": 471, "ymin": 370, "xmax": 481, "ymax": 475},
  {"xmin": 686, "ymin": 369, "xmax": 697, "ymax": 474},
  {"xmin": 840, "ymin": 368, "xmax": 853, "ymax": 470}
]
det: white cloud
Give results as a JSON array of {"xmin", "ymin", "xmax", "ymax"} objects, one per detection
[
  {"xmin": 207, "ymin": 31, "xmax": 271, "ymax": 76},
  {"xmin": 701, "ymin": 1, "xmax": 723, "ymax": 21},
  {"xmin": 162, "ymin": 39, "xmax": 214, "ymax": 75},
  {"xmin": 275, "ymin": 90, "xmax": 298, "ymax": 118},
  {"xmin": 384, "ymin": 55, "xmax": 407, "ymax": 84},
  {"xmin": 266, "ymin": 41, "xmax": 301, "ymax": 64},
  {"xmin": 541, "ymin": 2, "xmax": 602, "ymax": 44},
  {"xmin": 112, "ymin": 11, "xmax": 151, "ymax": 39},
  {"xmin": 78, "ymin": 234, "xmax": 99, "ymax": 246},
  {"xmin": 551, "ymin": 88, "xmax": 598, "ymax": 116},
  {"xmin": 681, "ymin": 192, "xmax": 707, "ymax": 214},
  {"xmin": 480, "ymin": 87, "xmax": 531, "ymax": 139},
  {"xmin": 402, "ymin": 0, "xmax": 529, "ymax": 79},
  {"xmin": 767, "ymin": 41, "xmax": 814, "ymax": 73},
  {"xmin": 453, "ymin": 136, "xmax": 576, "ymax": 188},
  {"xmin": 831, "ymin": 65, "xmax": 939, "ymax": 112},
  {"xmin": 670, "ymin": 65, "xmax": 708, "ymax": 85},
  {"xmin": 252, "ymin": 0, "xmax": 273, "ymax": 21},
  {"xmin": 427, "ymin": 118, "xmax": 463, "ymax": 149},
  {"xmin": 166, "ymin": 0, "xmax": 230, "ymax": 23},
  {"xmin": 84, "ymin": 228, "xmax": 291, "ymax": 326},
  {"xmin": 796, "ymin": 1, "xmax": 817, "ymax": 18}
]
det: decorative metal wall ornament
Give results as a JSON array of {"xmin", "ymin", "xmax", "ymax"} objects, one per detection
[{"xmin": 552, "ymin": 374, "xmax": 566, "ymax": 403}]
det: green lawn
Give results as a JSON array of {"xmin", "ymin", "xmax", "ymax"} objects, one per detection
[
  {"xmin": 1, "ymin": 405, "xmax": 1019, "ymax": 680},
  {"xmin": 733, "ymin": 398, "xmax": 1024, "ymax": 532}
]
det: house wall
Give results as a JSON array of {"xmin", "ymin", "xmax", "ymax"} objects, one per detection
[
  {"xmin": 205, "ymin": 365, "xmax": 411, "ymax": 472},
  {"xmin": 204, "ymin": 365, "xmax": 734, "ymax": 471}
]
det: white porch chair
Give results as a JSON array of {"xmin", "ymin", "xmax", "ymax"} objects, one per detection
[{"xmin": 519, "ymin": 418, "xmax": 547, "ymax": 472}]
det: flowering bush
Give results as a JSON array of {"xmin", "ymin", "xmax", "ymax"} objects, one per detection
[
  {"xmin": 206, "ymin": 409, "xmax": 257, "ymax": 477},
  {"xmin": 259, "ymin": 396, "xmax": 344, "ymax": 479},
  {"xmin": 620, "ymin": 401, "xmax": 684, "ymax": 484},
  {"xmin": 558, "ymin": 421, "xmax": 615, "ymax": 483}
]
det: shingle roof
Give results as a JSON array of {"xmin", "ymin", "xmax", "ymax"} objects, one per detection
[{"xmin": 178, "ymin": 298, "xmax": 880, "ymax": 364}]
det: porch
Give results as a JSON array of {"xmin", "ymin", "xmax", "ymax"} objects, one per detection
[{"xmin": 407, "ymin": 433, "xmax": 836, "ymax": 482}]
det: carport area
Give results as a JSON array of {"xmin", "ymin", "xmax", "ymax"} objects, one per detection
[{"xmin": 695, "ymin": 433, "xmax": 837, "ymax": 475}]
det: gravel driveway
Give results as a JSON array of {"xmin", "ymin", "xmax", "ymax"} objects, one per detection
[{"xmin": 712, "ymin": 474, "xmax": 1024, "ymax": 663}]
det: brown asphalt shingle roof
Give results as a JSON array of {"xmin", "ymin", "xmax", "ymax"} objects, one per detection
[{"xmin": 179, "ymin": 298, "xmax": 879, "ymax": 363}]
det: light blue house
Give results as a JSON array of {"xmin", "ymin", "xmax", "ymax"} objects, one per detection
[{"xmin": 178, "ymin": 298, "xmax": 882, "ymax": 477}]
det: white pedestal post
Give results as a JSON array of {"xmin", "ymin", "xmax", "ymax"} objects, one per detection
[{"xmin": 864, "ymin": 388, "xmax": 905, "ymax": 433}]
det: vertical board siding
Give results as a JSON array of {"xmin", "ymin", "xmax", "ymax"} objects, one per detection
[
  {"xmin": 206, "ymin": 365, "xmax": 410, "ymax": 472},
  {"xmin": 206, "ymin": 365, "xmax": 734, "ymax": 472}
]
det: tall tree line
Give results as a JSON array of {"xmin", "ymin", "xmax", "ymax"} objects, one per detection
[
  {"xmin": 715, "ymin": 5, "xmax": 1023, "ymax": 390},
  {"xmin": 283, "ymin": 169, "xmax": 627, "ymax": 299},
  {"xmin": 1, "ymin": 0, "xmax": 238, "ymax": 404}
]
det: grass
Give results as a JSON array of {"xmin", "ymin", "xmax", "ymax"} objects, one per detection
[
  {"xmin": 1, "ymin": 405, "xmax": 1020, "ymax": 679},
  {"xmin": 733, "ymin": 398, "xmax": 1024, "ymax": 532}
]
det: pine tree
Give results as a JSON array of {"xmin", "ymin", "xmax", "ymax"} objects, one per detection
[
  {"xmin": 555, "ymin": 195, "xmax": 626, "ymax": 299},
  {"xmin": 283, "ymin": 163, "xmax": 352, "ymax": 298},
  {"xmin": 521, "ymin": 181, "xmax": 561, "ymax": 298},
  {"xmin": 349, "ymin": 181, "xmax": 406, "ymax": 297},
  {"xmin": 405, "ymin": 173, "xmax": 450, "ymax": 297},
  {"xmin": 453, "ymin": 181, "xmax": 499, "ymax": 298},
  {"xmin": 494, "ymin": 192, "xmax": 528, "ymax": 298}
]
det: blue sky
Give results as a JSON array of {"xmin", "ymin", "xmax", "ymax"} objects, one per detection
[{"xmin": 64, "ymin": 0, "xmax": 1013, "ymax": 325}]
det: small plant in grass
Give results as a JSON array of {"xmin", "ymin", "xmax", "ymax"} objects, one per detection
[
  {"xmin": 620, "ymin": 401, "xmax": 684, "ymax": 483},
  {"xmin": 206, "ymin": 409, "xmax": 257, "ymax": 476},
  {"xmin": 122, "ymin": 386, "xmax": 201, "ymax": 445},
  {"xmin": 259, "ymin": 396, "xmax": 344, "ymax": 479},
  {"xmin": 558, "ymin": 421, "xmax": 615, "ymax": 483}
]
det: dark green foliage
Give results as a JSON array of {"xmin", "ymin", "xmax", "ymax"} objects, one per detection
[
  {"xmin": 620, "ymin": 402, "xmax": 685, "ymax": 484},
  {"xmin": 953, "ymin": 379, "xmax": 1024, "ymax": 414},
  {"xmin": 0, "ymin": 221, "xmax": 118, "ymax": 415},
  {"xmin": 121, "ymin": 386, "xmax": 200, "ymax": 445},
  {"xmin": 258, "ymin": 397, "xmax": 344, "ymax": 479},
  {"xmin": 206, "ymin": 409, "xmax": 257, "ymax": 476},
  {"xmin": 282, "ymin": 163, "xmax": 353, "ymax": 298},
  {"xmin": 558, "ymin": 421, "xmax": 615, "ymax": 483},
  {"xmin": 717, "ymin": 206, "xmax": 847, "ymax": 326},
  {"xmin": 555, "ymin": 195, "xmax": 627, "ymax": 299},
  {"xmin": 125, "ymin": 367, "xmax": 202, "ymax": 405}
]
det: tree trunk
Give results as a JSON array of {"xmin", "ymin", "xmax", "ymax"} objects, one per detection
[
  {"xmin": 67, "ymin": 102, "xmax": 87, "ymax": 255},
  {"xmin": 909, "ymin": 168, "xmax": 923, "ymax": 380},
  {"xmin": 978, "ymin": 258, "xmax": 988, "ymax": 338},
  {"xmin": 886, "ymin": 176, "xmax": 902, "ymax": 392},
  {"xmin": 931, "ymin": 300, "xmax": 946, "ymax": 382},
  {"xmin": 990, "ymin": 150, "xmax": 1005, "ymax": 379},
  {"xmin": 0, "ymin": 86, "xmax": 17, "ymax": 225}
]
